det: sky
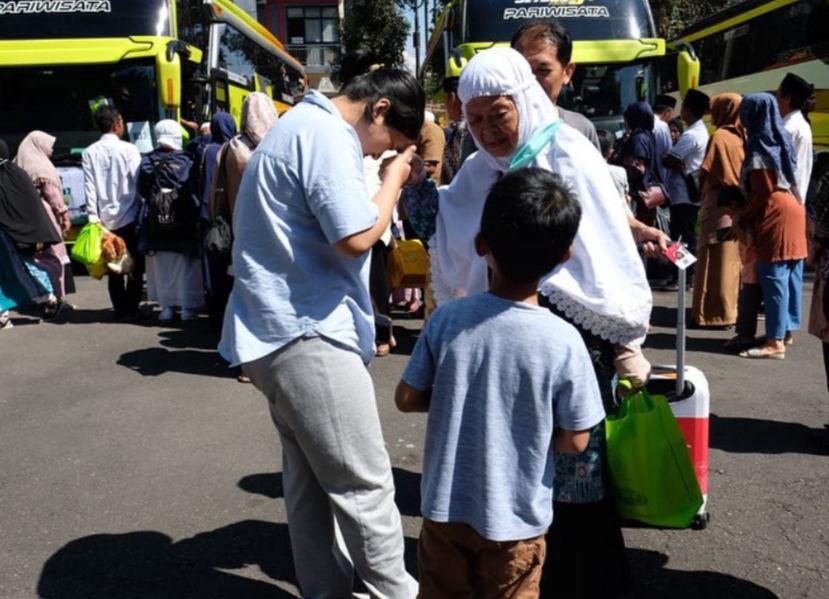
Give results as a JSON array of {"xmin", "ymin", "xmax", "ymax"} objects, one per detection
[{"xmin": 401, "ymin": 2, "xmax": 431, "ymax": 73}]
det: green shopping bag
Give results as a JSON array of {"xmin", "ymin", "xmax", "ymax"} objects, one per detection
[
  {"xmin": 70, "ymin": 222, "xmax": 104, "ymax": 265},
  {"xmin": 605, "ymin": 388, "xmax": 703, "ymax": 528}
]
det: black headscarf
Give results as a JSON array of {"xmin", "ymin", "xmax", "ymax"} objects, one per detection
[
  {"xmin": 620, "ymin": 102, "xmax": 659, "ymax": 188},
  {"xmin": 200, "ymin": 112, "xmax": 237, "ymax": 209},
  {"xmin": 0, "ymin": 139, "xmax": 61, "ymax": 247}
]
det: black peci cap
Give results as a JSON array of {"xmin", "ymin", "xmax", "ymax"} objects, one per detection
[
  {"xmin": 683, "ymin": 88, "xmax": 711, "ymax": 114},
  {"xmin": 654, "ymin": 94, "xmax": 677, "ymax": 110},
  {"xmin": 780, "ymin": 72, "xmax": 814, "ymax": 102}
]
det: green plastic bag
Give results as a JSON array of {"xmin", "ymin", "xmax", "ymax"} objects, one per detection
[
  {"xmin": 605, "ymin": 388, "xmax": 703, "ymax": 528},
  {"xmin": 70, "ymin": 223, "xmax": 104, "ymax": 265}
]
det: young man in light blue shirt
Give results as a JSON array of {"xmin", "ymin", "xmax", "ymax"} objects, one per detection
[{"xmin": 221, "ymin": 70, "xmax": 425, "ymax": 599}]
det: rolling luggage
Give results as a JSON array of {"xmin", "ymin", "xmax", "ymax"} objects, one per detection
[{"xmin": 645, "ymin": 260, "xmax": 711, "ymax": 529}]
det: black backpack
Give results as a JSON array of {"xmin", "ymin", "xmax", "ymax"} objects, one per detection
[{"xmin": 143, "ymin": 155, "xmax": 197, "ymax": 247}]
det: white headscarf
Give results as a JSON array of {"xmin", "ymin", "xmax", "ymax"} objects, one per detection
[
  {"xmin": 155, "ymin": 120, "xmax": 183, "ymax": 151},
  {"xmin": 431, "ymin": 47, "xmax": 652, "ymax": 346}
]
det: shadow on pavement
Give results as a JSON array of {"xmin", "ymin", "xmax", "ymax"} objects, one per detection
[
  {"xmin": 117, "ymin": 346, "xmax": 233, "ymax": 379},
  {"xmin": 237, "ymin": 468, "xmax": 422, "ymax": 519},
  {"xmin": 644, "ymin": 331, "xmax": 733, "ymax": 355},
  {"xmin": 37, "ymin": 521, "xmax": 297, "ymax": 599},
  {"xmin": 710, "ymin": 413, "xmax": 827, "ymax": 456},
  {"xmin": 238, "ymin": 472, "xmax": 285, "ymax": 500},
  {"xmin": 628, "ymin": 548, "xmax": 780, "ymax": 598},
  {"xmin": 388, "ymin": 325, "xmax": 421, "ymax": 358},
  {"xmin": 392, "ymin": 467, "xmax": 422, "ymax": 518}
]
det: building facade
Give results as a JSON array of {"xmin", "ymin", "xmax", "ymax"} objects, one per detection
[{"xmin": 255, "ymin": 0, "xmax": 342, "ymax": 89}]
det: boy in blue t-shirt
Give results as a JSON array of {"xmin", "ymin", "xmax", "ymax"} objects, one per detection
[{"xmin": 396, "ymin": 167, "xmax": 605, "ymax": 599}]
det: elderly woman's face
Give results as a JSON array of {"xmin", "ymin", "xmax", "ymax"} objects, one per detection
[{"xmin": 465, "ymin": 96, "xmax": 520, "ymax": 158}]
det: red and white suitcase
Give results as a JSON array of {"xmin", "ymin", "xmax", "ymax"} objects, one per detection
[{"xmin": 645, "ymin": 265, "xmax": 711, "ymax": 529}]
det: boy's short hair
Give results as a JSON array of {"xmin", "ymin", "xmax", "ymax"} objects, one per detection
[
  {"xmin": 94, "ymin": 106, "xmax": 122, "ymax": 134},
  {"xmin": 480, "ymin": 167, "xmax": 581, "ymax": 282}
]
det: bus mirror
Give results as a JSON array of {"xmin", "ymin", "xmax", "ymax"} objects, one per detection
[
  {"xmin": 166, "ymin": 40, "xmax": 192, "ymax": 64},
  {"xmin": 676, "ymin": 50, "xmax": 700, "ymax": 97},
  {"xmin": 157, "ymin": 53, "xmax": 182, "ymax": 109},
  {"xmin": 448, "ymin": 50, "xmax": 467, "ymax": 78}
]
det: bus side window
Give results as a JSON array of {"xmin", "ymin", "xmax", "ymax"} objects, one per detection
[
  {"xmin": 217, "ymin": 23, "xmax": 257, "ymax": 88},
  {"xmin": 259, "ymin": 55, "xmax": 304, "ymax": 106}
]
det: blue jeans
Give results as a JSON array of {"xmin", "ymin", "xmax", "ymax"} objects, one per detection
[{"xmin": 756, "ymin": 260, "xmax": 804, "ymax": 340}]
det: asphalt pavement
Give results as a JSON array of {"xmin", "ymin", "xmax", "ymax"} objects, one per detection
[{"xmin": 1, "ymin": 275, "xmax": 828, "ymax": 598}]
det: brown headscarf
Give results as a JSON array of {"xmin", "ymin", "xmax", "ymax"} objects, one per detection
[
  {"xmin": 13, "ymin": 131, "xmax": 61, "ymax": 188},
  {"xmin": 700, "ymin": 93, "xmax": 745, "ymax": 190}
]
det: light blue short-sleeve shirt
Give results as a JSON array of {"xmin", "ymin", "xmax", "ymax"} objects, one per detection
[
  {"xmin": 219, "ymin": 91, "xmax": 379, "ymax": 366},
  {"xmin": 403, "ymin": 293, "xmax": 606, "ymax": 542}
]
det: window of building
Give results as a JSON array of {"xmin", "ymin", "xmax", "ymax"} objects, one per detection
[
  {"xmin": 286, "ymin": 6, "xmax": 339, "ymax": 45},
  {"xmin": 256, "ymin": 0, "xmax": 280, "ymax": 34}
]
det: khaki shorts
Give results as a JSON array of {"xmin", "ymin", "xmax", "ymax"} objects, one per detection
[{"xmin": 418, "ymin": 518, "xmax": 546, "ymax": 599}]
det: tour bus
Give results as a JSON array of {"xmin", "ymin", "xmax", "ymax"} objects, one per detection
[
  {"xmin": 670, "ymin": 0, "xmax": 829, "ymax": 192},
  {"xmin": 420, "ymin": 0, "xmax": 700, "ymax": 133},
  {"xmin": 0, "ymin": 0, "xmax": 307, "ymax": 230},
  {"xmin": 0, "ymin": 0, "xmax": 307, "ymax": 156}
]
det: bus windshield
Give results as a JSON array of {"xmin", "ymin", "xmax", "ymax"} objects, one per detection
[
  {"xmin": 559, "ymin": 60, "xmax": 654, "ymax": 122},
  {"xmin": 0, "ymin": 59, "xmax": 159, "ymax": 153},
  {"xmin": 0, "ymin": 0, "xmax": 172, "ymax": 40},
  {"xmin": 465, "ymin": 0, "xmax": 656, "ymax": 44}
]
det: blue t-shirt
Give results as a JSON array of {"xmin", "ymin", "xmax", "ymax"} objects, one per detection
[
  {"xmin": 219, "ymin": 91, "xmax": 379, "ymax": 366},
  {"xmin": 403, "ymin": 293, "xmax": 605, "ymax": 541}
]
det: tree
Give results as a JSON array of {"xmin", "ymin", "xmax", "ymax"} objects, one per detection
[
  {"xmin": 650, "ymin": 0, "xmax": 722, "ymax": 39},
  {"xmin": 335, "ymin": 0, "xmax": 410, "ymax": 83}
]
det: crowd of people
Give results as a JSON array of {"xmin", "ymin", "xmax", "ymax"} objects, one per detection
[{"xmin": 1, "ymin": 16, "xmax": 827, "ymax": 599}]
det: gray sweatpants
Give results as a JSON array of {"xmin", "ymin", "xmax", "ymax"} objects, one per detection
[{"xmin": 246, "ymin": 336, "xmax": 417, "ymax": 599}]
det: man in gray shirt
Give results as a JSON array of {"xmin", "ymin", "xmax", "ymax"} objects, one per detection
[{"xmin": 511, "ymin": 21, "xmax": 601, "ymax": 151}]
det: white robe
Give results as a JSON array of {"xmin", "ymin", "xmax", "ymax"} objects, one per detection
[{"xmin": 146, "ymin": 252, "xmax": 204, "ymax": 309}]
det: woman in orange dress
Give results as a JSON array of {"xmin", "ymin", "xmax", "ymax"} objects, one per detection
[{"xmin": 692, "ymin": 93, "xmax": 745, "ymax": 327}]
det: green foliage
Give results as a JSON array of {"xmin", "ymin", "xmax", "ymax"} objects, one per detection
[
  {"xmin": 335, "ymin": 0, "xmax": 410, "ymax": 82},
  {"xmin": 650, "ymin": 0, "xmax": 723, "ymax": 39}
]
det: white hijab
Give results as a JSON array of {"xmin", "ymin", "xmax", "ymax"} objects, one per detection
[
  {"xmin": 431, "ymin": 47, "xmax": 651, "ymax": 346},
  {"xmin": 155, "ymin": 119, "xmax": 183, "ymax": 151}
]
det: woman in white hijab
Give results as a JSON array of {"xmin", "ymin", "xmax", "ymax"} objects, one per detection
[
  {"xmin": 428, "ymin": 48, "xmax": 650, "ymax": 597},
  {"xmin": 137, "ymin": 120, "xmax": 203, "ymax": 321}
]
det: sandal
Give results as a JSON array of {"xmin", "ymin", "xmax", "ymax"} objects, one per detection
[
  {"xmin": 739, "ymin": 347, "xmax": 785, "ymax": 360},
  {"xmin": 375, "ymin": 343, "xmax": 391, "ymax": 357}
]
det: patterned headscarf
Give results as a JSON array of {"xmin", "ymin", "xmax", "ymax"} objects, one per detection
[
  {"xmin": 241, "ymin": 92, "xmax": 278, "ymax": 147},
  {"xmin": 739, "ymin": 92, "xmax": 797, "ymax": 187}
]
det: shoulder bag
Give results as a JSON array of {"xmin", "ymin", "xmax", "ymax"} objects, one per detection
[{"xmin": 203, "ymin": 144, "xmax": 233, "ymax": 258}]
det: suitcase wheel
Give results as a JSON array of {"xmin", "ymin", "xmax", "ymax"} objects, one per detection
[{"xmin": 692, "ymin": 512, "xmax": 711, "ymax": 530}]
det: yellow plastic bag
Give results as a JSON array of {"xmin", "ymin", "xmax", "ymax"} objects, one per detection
[{"xmin": 387, "ymin": 239, "xmax": 429, "ymax": 288}]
